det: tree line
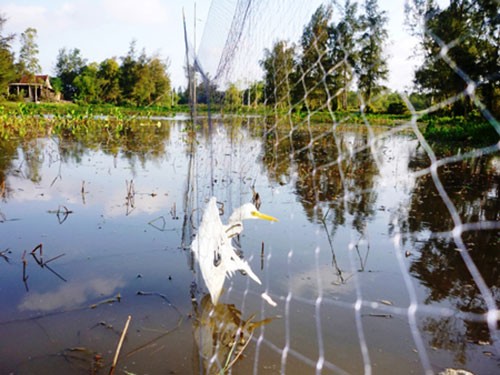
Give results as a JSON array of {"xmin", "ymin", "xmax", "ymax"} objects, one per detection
[
  {"xmin": 0, "ymin": 15, "xmax": 173, "ymax": 107},
  {"xmin": 407, "ymin": 0, "xmax": 499, "ymax": 117},
  {"xmin": 259, "ymin": 0, "xmax": 389, "ymax": 112},
  {"xmin": 257, "ymin": 0, "xmax": 498, "ymax": 116},
  {"xmin": 1, "ymin": 0, "xmax": 498, "ymax": 117},
  {"xmin": 189, "ymin": 0, "xmax": 412, "ymax": 114},
  {"xmin": 54, "ymin": 41, "xmax": 172, "ymax": 106}
]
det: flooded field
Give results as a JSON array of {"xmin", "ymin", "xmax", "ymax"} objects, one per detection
[{"xmin": 0, "ymin": 116, "xmax": 498, "ymax": 374}]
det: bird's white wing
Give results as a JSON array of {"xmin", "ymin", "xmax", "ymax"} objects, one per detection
[
  {"xmin": 192, "ymin": 197, "xmax": 227, "ymax": 304},
  {"xmin": 225, "ymin": 255, "xmax": 262, "ymax": 285},
  {"xmin": 192, "ymin": 197, "xmax": 262, "ymax": 305}
]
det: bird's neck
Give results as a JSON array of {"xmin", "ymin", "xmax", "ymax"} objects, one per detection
[{"xmin": 228, "ymin": 212, "xmax": 242, "ymax": 224}]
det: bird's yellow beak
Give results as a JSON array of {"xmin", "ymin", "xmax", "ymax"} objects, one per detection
[{"xmin": 252, "ymin": 211, "xmax": 278, "ymax": 222}]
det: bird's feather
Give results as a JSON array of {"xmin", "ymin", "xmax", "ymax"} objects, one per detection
[{"xmin": 192, "ymin": 197, "xmax": 262, "ymax": 304}]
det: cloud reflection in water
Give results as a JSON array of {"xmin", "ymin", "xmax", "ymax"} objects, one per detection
[{"xmin": 18, "ymin": 277, "xmax": 125, "ymax": 312}]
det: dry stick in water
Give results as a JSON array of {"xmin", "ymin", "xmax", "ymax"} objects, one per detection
[
  {"xmin": 81, "ymin": 180, "xmax": 86, "ymax": 205},
  {"xmin": 90, "ymin": 293, "xmax": 121, "ymax": 309},
  {"xmin": 261, "ymin": 241, "xmax": 265, "ymax": 270},
  {"xmin": 125, "ymin": 180, "xmax": 135, "ymax": 215},
  {"xmin": 109, "ymin": 315, "xmax": 132, "ymax": 375},
  {"xmin": 22, "ymin": 250, "xmax": 29, "ymax": 291},
  {"xmin": 0, "ymin": 248, "xmax": 11, "ymax": 263},
  {"xmin": 31, "ymin": 243, "xmax": 43, "ymax": 265}
]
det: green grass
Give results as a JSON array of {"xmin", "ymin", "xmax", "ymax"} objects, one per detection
[
  {"xmin": 0, "ymin": 102, "xmax": 177, "ymax": 141},
  {"xmin": 2, "ymin": 101, "xmax": 496, "ymax": 146},
  {"xmin": 0, "ymin": 101, "xmax": 186, "ymax": 117},
  {"xmin": 424, "ymin": 116, "xmax": 499, "ymax": 145}
]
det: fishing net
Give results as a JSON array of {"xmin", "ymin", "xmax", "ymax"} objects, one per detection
[{"xmin": 185, "ymin": 0, "xmax": 500, "ymax": 374}]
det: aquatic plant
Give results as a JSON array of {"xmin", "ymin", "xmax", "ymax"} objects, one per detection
[
  {"xmin": 425, "ymin": 116, "xmax": 498, "ymax": 144},
  {"xmin": 0, "ymin": 103, "xmax": 172, "ymax": 159}
]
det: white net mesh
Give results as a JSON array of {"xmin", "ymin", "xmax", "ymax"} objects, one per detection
[{"xmin": 185, "ymin": 0, "xmax": 500, "ymax": 374}]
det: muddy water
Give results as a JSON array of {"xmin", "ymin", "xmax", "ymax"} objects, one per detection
[{"xmin": 0, "ymin": 117, "xmax": 498, "ymax": 374}]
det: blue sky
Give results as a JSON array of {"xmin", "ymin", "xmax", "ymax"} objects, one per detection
[{"xmin": 1, "ymin": 0, "xmax": 446, "ymax": 91}]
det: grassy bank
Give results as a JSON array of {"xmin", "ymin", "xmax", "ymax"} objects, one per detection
[
  {"xmin": 0, "ymin": 101, "xmax": 192, "ymax": 117},
  {"xmin": 1, "ymin": 101, "xmax": 497, "ymax": 145},
  {"xmin": 0, "ymin": 102, "xmax": 183, "ymax": 140},
  {"xmin": 424, "ymin": 116, "xmax": 499, "ymax": 145}
]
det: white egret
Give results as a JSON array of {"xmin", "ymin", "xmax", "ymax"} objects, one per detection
[{"xmin": 191, "ymin": 197, "xmax": 278, "ymax": 304}]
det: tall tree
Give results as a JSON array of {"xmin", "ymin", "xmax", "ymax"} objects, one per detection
[
  {"xmin": 408, "ymin": 0, "xmax": 499, "ymax": 116},
  {"xmin": 194, "ymin": 74, "xmax": 222, "ymax": 105},
  {"xmin": 73, "ymin": 62, "xmax": 100, "ymax": 103},
  {"xmin": 97, "ymin": 58, "xmax": 121, "ymax": 104},
  {"xmin": 119, "ymin": 40, "xmax": 140, "ymax": 104},
  {"xmin": 119, "ymin": 42, "xmax": 172, "ymax": 106},
  {"xmin": 145, "ymin": 56, "xmax": 171, "ymax": 106},
  {"xmin": 54, "ymin": 47, "xmax": 87, "ymax": 100},
  {"xmin": 260, "ymin": 40, "xmax": 296, "ymax": 109},
  {"xmin": 18, "ymin": 27, "xmax": 41, "ymax": 77},
  {"xmin": 297, "ymin": 4, "xmax": 334, "ymax": 110},
  {"xmin": 244, "ymin": 81, "xmax": 264, "ymax": 108},
  {"xmin": 130, "ymin": 49, "xmax": 154, "ymax": 106},
  {"xmin": 330, "ymin": 0, "xmax": 361, "ymax": 110},
  {"xmin": 357, "ymin": 0, "xmax": 388, "ymax": 108},
  {"xmin": 224, "ymin": 83, "xmax": 242, "ymax": 110},
  {"xmin": 0, "ymin": 15, "xmax": 16, "ymax": 95},
  {"xmin": 472, "ymin": 0, "xmax": 500, "ymax": 115}
]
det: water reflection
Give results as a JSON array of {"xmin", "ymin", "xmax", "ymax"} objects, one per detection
[
  {"xmin": 261, "ymin": 119, "xmax": 499, "ymax": 369},
  {"xmin": 408, "ymin": 152, "xmax": 499, "ymax": 231},
  {"xmin": 0, "ymin": 117, "xmax": 498, "ymax": 373},
  {"xmin": 262, "ymin": 123, "xmax": 378, "ymax": 234},
  {"xmin": 19, "ymin": 276, "xmax": 125, "ymax": 312},
  {"xmin": 404, "ymin": 149, "xmax": 500, "ymax": 358},
  {"xmin": 192, "ymin": 294, "xmax": 272, "ymax": 374},
  {"xmin": 0, "ymin": 119, "xmax": 172, "ymax": 203}
]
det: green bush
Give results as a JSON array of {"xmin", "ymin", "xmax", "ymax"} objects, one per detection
[{"xmin": 386, "ymin": 101, "xmax": 407, "ymax": 115}]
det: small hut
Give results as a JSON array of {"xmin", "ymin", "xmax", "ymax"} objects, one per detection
[{"xmin": 8, "ymin": 75, "xmax": 58, "ymax": 102}]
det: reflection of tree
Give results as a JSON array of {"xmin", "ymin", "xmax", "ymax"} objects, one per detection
[
  {"xmin": 410, "ymin": 236, "xmax": 499, "ymax": 311},
  {"xmin": 55, "ymin": 119, "xmax": 172, "ymax": 177},
  {"xmin": 0, "ymin": 119, "xmax": 173, "ymax": 203},
  {"xmin": 20, "ymin": 140, "xmax": 44, "ymax": 183},
  {"xmin": 261, "ymin": 121, "xmax": 380, "ymax": 284},
  {"xmin": 0, "ymin": 138, "xmax": 19, "ymax": 201},
  {"xmin": 422, "ymin": 316, "xmax": 468, "ymax": 364},
  {"xmin": 262, "ymin": 122, "xmax": 379, "ymax": 232},
  {"xmin": 57, "ymin": 119, "xmax": 171, "ymax": 167},
  {"xmin": 344, "ymin": 145, "xmax": 377, "ymax": 234},
  {"xmin": 409, "ymin": 155, "xmax": 499, "ymax": 232},
  {"xmin": 197, "ymin": 116, "xmax": 263, "ymax": 145},
  {"xmin": 406, "ymin": 151, "xmax": 500, "ymax": 355}
]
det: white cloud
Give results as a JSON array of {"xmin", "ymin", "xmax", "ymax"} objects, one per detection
[
  {"xmin": 18, "ymin": 276, "xmax": 125, "ymax": 312},
  {"xmin": 2, "ymin": 1, "xmax": 101, "ymax": 39}
]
